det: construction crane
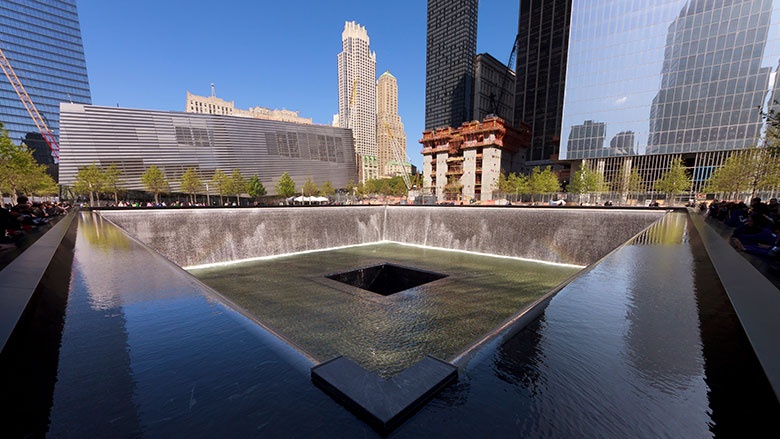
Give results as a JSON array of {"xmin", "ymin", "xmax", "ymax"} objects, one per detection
[
  {"xmin": 383, "ymin": 122, "xmax": 412, "ymax": 191},
  {"xmin": 0, "ymin": 46, "xmax": 60, "ymax": 161},
  {"xmin": 490, "ymin": 34, "xmax": 520, "ymax": 119}
]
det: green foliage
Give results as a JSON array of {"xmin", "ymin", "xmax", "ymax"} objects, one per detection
[
  {"xmin": 302, "ymin": 177, "xmax": 319, "ymax": 197},
  {"xmin": 141, "ymin": 165, "xmax": 169, "ymax": 204},
  {"xmin": 275, "ymin": 172, "xmax": 297, "ymax": 199},
  {"xmin": 103, "ymin": 163, "xmax": 123, "ymax": 204},
  {"xmin": 211, "ymin": 169, "xmax": 230, "ymax": 204},
  {"xmin": 73, "ymin": 162, "xmax": 105, "ymax": 206},
  {"xmin": 0, "ymin": 124, "xmax": 56, "ymax": 206},
  {"xmin": 498, "ymin": 172, "xmax": 530, "ymax": 199},
  {"xmin": 443, "ymin": 176, "xmax": 463, "ymax": 196},
  {"xmin": 654, "ymin": 157, "xmax": 691, "ymax": 203},
  {"xmin": 345, "ymin": 179, "xmax": 356, "ymax": 195},
  {"xmin": 703, "ymin": 146, "xmax": 780, "ymax": 199},
  {"xmin": 320, "ymin": 180, "xmax": 335, "ymax": 197},
  {"xmin": 247, "ymin": 175, "xmax": 267, "ymax": 199},
  {"xmin": 528, "ymin": 166, "xmax": 561, "ymax": 200},
  {"xmin": 361, "ymin": 176, "xmax": 409, "ymax": 196},
  {"xmin": 179, "ymin": 168, "xmax": 202, "ymax": 204},
  {"xmin": 228, "ymin": 168, "xmax": 246, "ymax": 205},
  {"xmin": 568, "ymin": 163, "xmax": 606, "ymax": 195},
  {"xmin": 625, "ymin": 167, "xmax": 646, "ymax": 195}
]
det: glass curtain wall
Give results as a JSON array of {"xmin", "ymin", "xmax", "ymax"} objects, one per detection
[{"xmin": 561, "ymin": 0, "xmax": 780, "ymax": 161}]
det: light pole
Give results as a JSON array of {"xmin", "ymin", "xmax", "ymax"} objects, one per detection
[{"xmin": 205, "ymin": 182, "xmax": 210, "ymax": 206}]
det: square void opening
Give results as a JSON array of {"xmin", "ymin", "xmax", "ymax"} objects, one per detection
[{"xmin": 326, "ymin": 263, "xmax": 447, "ymax": 296}]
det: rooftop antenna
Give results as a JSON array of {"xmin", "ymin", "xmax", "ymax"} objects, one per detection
[{"xmin": 211, "ymin": 83, "xmax": 215, "ymax": 97}]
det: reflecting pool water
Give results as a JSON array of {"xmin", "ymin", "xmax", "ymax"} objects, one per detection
[
  {"xmin": 6, "ymin": 210, "xmax": 777, "ymax": 437},
  {"xmin": 190, "ymin": 244, "xmax": 580, "ymax": 377}
]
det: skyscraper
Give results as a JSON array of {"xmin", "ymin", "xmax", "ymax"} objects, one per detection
[
  {"xmin": 513, "ymin": 0, "xmax": 572, "ymax": 163},
  {"xmin": 376, "ymin": 71, "xmax": 407, "ymax": 178},
  {"xmin": 472, "ymin": 53, "xmax": 516, "ymax": 124},
  {"xmin": 425, "ymin": 0, "xmax": 479, "ymax": 130},
  {"xmin": 0, "ymin": 0, "xmax": 91, "ymax": 169},
  {"xmin": 337, "ymin": 21, "xmax": 377, "ymax": 182},
  {"xmin": 516, "ymin": 0, "xmax": 780, "ymax": 195}
]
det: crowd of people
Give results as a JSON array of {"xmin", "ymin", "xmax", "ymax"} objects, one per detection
[
  {"xmin": 1, "ymin": 196, "xmax": 70, "ymax": 251},
  {"xmin": 704, "ymin": 197, "xmax": 780, "ymax": 259}
]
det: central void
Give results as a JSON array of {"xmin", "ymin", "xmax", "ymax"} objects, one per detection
[
  {"xmin": 326, "ymin": 263, "xmax": 447, "ymax": 296},
  {"xmin": 190, "ymin": 243, "xmax": 580, "ymax": 378}
]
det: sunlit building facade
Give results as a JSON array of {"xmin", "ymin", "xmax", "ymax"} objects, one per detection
[
  {"xmin": 376, "ymin": 71, "xmax": 408, "ymax": 178},
  {"xmin": 337, "ymin": 21, "xmax": 377, "ymax": 182}
]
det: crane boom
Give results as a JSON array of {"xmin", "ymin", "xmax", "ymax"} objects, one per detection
[{"xmin": 0, "ymin": 46, "xmax": 60, "ymax": 161}]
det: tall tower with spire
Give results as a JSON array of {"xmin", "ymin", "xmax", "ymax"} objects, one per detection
[{"xmin": 337, "ymin": 21, "xmax": 378, "ymax": 182}]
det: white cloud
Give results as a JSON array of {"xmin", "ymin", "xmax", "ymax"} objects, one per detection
[{"xmin": 614, "ymin": 96, "xmax": 629, "ymax": 106}]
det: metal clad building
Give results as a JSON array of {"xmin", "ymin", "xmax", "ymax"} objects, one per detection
[{"xmin": 58, "ymin": 104, "xmax": 358, "ymax": 195}]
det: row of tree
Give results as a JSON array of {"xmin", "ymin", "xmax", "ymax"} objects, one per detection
[
  {"xmin": 495, "ymin": 166, "xmax": 565, "ymax": 201},
  {"xmin": 567, "ymin": 145, "xmax": 780, "ymax": 205},
  {"xmin": 73, "ymin": 164, "xmax": 269, "ymax": 206}
]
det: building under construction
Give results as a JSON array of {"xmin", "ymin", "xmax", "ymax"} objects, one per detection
[{"xmin": 421, "ymin": 117, "xmax": 530, "ymax": 202}]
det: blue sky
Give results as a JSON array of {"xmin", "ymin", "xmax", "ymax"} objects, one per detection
[{"xmin": 77, "ymin": 0, "xmax": 518, "ymax": 171}]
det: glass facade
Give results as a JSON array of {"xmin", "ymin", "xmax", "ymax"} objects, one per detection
[
  {"xmin": 0, "ymin": 0, "xmax": 91, "ymax": 165},
  {"xmin": 514, "ymin": 0, "xmax": 572, "ymax": 163},
  {"xmin": 560, "ymin": 0, "xmax": 780, "ymax": 160}
]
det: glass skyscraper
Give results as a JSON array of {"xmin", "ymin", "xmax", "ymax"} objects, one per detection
[
  {"xmin": 0, "ymin": 0, "xmax": 91, "ymax": 167},
  {"xmin": 514, "ymin": 0, "xmax": 572, "ymax": 163},
  {"xmin": 559, "ymin": 0, "xmax": 780, "ymax": 162}
]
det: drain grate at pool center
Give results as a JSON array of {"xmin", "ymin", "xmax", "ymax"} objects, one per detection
[{"xmin": 326, "ymin": 263, "xmax": 447, "ymax": 296}]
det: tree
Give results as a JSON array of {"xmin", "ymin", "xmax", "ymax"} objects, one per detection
[
  {"xmin": 228, "ymin": 168, "xmax": 246, "ymax": 206},
  {"xmin": 141, "ymin": 165, "xmax": 169, "ymax": 204},
  {"xmin": 275, "ymin": 172, "xmax": 296, "ymax": 202},
  {"xmin": 302, "ymin": 177, "xmax": 319, "ymax": 198},
  {"xmin": 529, "ymin": 166, "xmax": 561, "ymax": 202},
  {"xmin": 443, "ymin": 176, "xmax": 463, "ymax": 200},
  {"xmin": 625, "ymin": 168, "xmax": 646, "ymax": 203},
  {"xmin": 179, "ymin": 168, "xmax": 202, "ymax": 204},
  {"xmin": 703, "ymin": 146, "xmax": 780, "ymax": 200},
  {"xmin": 103, "ymin": 163, "xmax": 123, "ymax": 205},
  {"xmin": 0, "ymin": 124, "xmax": 54, "ymax": 206},
  {"xmin": 247, "ymin": 175, "xmax": 267, "ymax": 200},
  {"xmin": 345, "ymin": 179, "xmax": 356, "ymax": 196},
  {"xmin": 320, "ymin": 180, "xmax": 335, "ymax": 197},
  {"xmin": 388, "ymin": 176, "xmax": 408, "ymax": 196},
  {"xmin": 568, "ymin": 163, "xmax": 606, "ymax": 204},
  {"xmin": 73, "ymin": 162, "xmax": 105, "ymax": 206},
  {"xmin": 654, "ymin": 157, "xmax": 691, "ymax": 205},
  {"xmin": 211, "ymin": 169, "xmax": 230, "ymax": 205}
]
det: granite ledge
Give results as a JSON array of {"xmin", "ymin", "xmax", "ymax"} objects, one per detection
[{"xmin": 311, "ymin": 355, "xmax": 457, "ymax": 434}]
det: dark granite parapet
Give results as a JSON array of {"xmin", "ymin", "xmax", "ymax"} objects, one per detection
[{"xmin": 311, "ymin": 355, "xmax": 458, "ymax": 434}]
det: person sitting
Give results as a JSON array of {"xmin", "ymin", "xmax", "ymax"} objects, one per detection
[{"xmin": 731, "ymin": 215, "xmax": 780, "ymax": 257}]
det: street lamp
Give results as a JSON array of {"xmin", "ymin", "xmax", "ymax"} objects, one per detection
[{"xmin": 205, "ymin": 182, "xmax": 210, "ymax": 206}]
